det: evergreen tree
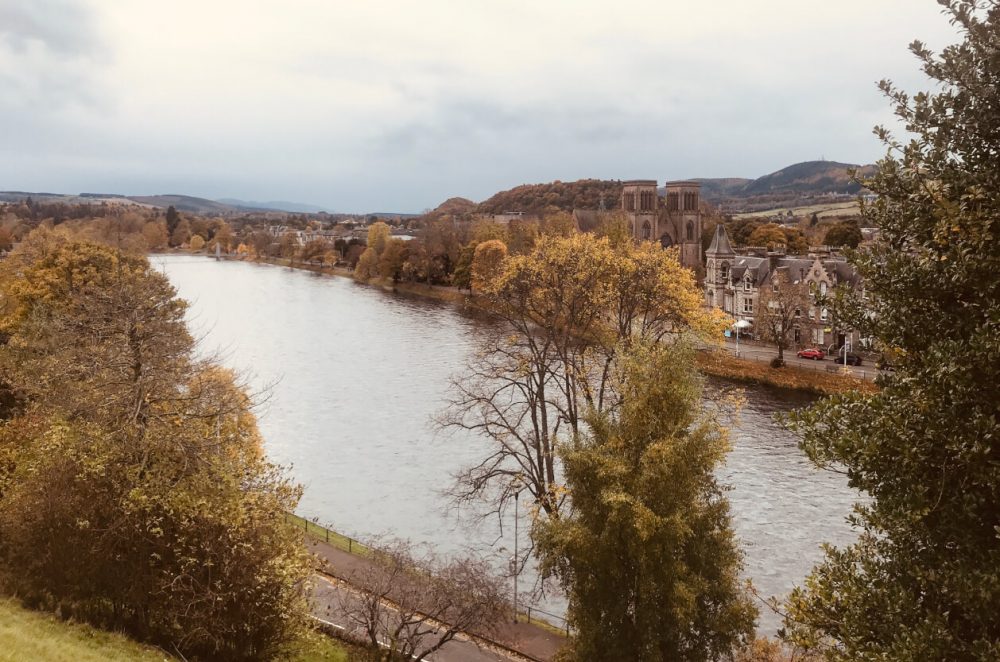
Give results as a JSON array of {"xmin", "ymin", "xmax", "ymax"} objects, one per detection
[
  {"xmin": 784, "ymin": 3, "xmax": 1000, "ymax": 659},
  {"xmin": 537, "ymin": 343, "xmax": 755, "ymax": 661}
]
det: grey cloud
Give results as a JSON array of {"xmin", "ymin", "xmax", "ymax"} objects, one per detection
[{"xmin": 0, "ymin": 0, "xmax": 101, "ymax": 57}]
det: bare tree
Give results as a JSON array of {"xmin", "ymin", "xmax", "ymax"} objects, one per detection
[
  {"xmin": 756, "ymin": 268, "xmax": 812, "ymax": 365},
  {"xmin": 335, "ymin": 540, "xmax": 508, "ymax": 662},
  {"xmin": 439, "ymin": 235, "xmax": 722, "ymax": 522}
]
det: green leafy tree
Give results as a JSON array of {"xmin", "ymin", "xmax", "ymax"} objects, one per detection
[
  {"xmin": 537, "ymin": 343, "xmax": 756, "ymax": 661},
  {"xmin": 784, "ymin": 4, "xmax": 1000, "ymax": 659},
  {"xmin": 165, "ymin": 205, "xmax": 180, "ymax": 235}
]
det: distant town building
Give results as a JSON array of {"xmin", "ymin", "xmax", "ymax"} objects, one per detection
[{"xmin": 704, "ymin": 223, "xmax": 862, "ymax": 349}]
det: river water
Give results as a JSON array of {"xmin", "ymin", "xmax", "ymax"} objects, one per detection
[{"xmin": 156, "ymin": 255, "xmax": 858, "ymax": 632}]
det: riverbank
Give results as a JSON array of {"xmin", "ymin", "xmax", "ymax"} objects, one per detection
[
  {"xmin": 697, "ymin": 349, "xmax": 878, "ymax": 396},
  {"xmin": 176, "ymin": 252, "xmax": 873, "ymax": 396}
]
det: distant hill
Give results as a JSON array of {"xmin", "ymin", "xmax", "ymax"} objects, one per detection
[
  {"xmin": 476, "ymin": 179, "xmax": 622, "ymax": 215},
  {"xmin": 696, "ymin": 160, "xmax": 876, "ymax": 212},
  {"xmin": 216, "ymin": 198, "xmax": 329, "ymax": 213},
  {"xmin": 126, "ymin": 194, "xmax": 239, "ymax": 214}
]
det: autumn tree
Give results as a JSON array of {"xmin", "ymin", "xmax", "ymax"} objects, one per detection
[
  {"xmin": 377, "ymin": 238, "xmax": 410, "ymax": 283},
  {"xmin": 140, "ymin": 220, "xmax": 168, "ymax": 251},
  {"xmin": 783, "ymin": 3, "xmax": 1000, "ymax": 659},
  {"xmin": 756, "ymin": 269, "xmax": 812, "ymax": 365},
  {"xmin": 213, "ymin": 219, "xmax": 234, "ymax": 252},
  {"xmin": 300, "ymin": 238, "xmax": 330, "ymax": 264},
  {"xmin": 354, "ymin": 222, "xmax": 392, "ymax": 282},
  {"xmin": 0, "ymin": 235, "xmax": 313, "ymax": 660},
  {"xmin": 443, "ymin": 234, "xmax": 725, "ymax": 519},
  {"xmin": 470, "ymin": 239, "xmax": 507, "ymax": 291},
  {"xmin": 822, "ymin": 219, "xmax": 862, "ymax": 248},
  {"xmin": 170, "ymin": 217, "xmax": 191, "ymax": 247},
  {"xmin": 189, "ymin": 233, "xmax": 206, "ymax": 251},
  {"xmin": 747, "ymin": 223, "xmax": 788, "ymax": 248},
  {"xmin": 537, "ymin": 343, "xmax": 756, "ymax": 661}
]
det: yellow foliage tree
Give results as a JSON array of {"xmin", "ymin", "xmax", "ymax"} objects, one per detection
[
  {"xmin": 470, "ymin": 239, "xmax": 507, "ymax": 291},
  {"xmin": 189, "ymin": 234, "xmax": 205, "ymax": 251},
  {"xmin": 445, "ymin": 233, "xmax": 725, "ymax": 518}
]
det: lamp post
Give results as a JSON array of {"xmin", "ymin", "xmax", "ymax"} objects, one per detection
[
  {"xmin": 733, "ymin": 319, "xmax": 751, "ymax": 358},
  {"xmin": 513, "ymin": 490, "xmax": 520, "ymax": 624}
]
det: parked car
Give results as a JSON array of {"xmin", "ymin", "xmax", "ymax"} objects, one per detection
[
  {"xmin": 830, "ymin": 347, "xmax": 863, "ymax": 366},
  {"xmin": 797, "ymin": 348, "xmax": 825, "ymax": 360}
]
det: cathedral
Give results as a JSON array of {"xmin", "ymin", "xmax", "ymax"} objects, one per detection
[{"xmin": 621, "ymin": 180, "xmax": 703, "ymax": 270}]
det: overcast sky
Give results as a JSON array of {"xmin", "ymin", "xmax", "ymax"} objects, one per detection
[{"xmin": 0, "ymin": 1, "xmax": 961, "ymax": 212}]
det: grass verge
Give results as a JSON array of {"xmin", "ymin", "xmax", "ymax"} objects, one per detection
[
  {"xmin": 0, "ymin": 597, "xmax": 172, "ymax": 662},
  {"xmin": 697, "ymin": 349, "xmax": 879, "ymax": 396}
]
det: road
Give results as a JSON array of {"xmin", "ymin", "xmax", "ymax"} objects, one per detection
[
  {"xmin": 312, "ymin": 573, "xmax": 526, "ymax": 662},
  {"xmin": 720, "ymin": 339, "xmax": 882, "ymax": 381}
]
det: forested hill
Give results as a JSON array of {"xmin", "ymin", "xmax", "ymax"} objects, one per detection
[
  {"xmin": 694, "ymin": 161, "xmax": 875, "ymax": 200},
  {"xmin": 426, "ymin": 161, "xmax": 874, "ymax": 219},
  {"xmin": 476, "ymin": 179, "xmax": 622, "ymax": 215}
]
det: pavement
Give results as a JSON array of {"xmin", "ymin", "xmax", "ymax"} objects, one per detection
[
  {"xmin": 305, "ymin": 536, "xmax": 564, "ymax": 662},
  {"xmin": 719, "ymin": 339, "xmax": 881, "ymax": 381}
]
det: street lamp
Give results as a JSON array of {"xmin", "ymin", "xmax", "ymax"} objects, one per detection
[
  {"xmin": 513, "ymin": 490, "xmax": 521, "ymax": 624},
  {"xmin": 733, "ymin": 319, "xmax": 751, "ymax": 358}
]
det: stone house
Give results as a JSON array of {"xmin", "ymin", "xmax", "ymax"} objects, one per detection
[{"xmin": 704, "ymin": 224, "xmax": 862, "ymax": 350}]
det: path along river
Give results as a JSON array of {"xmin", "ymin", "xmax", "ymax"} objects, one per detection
[{"xmin": 156, "ymin": 255, "xmax": 858, "ymax": 633}]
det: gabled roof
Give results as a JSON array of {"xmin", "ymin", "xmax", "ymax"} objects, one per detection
[{"xmin": 706, "ymin": 224, "xmax": 735, "ymax": 256}]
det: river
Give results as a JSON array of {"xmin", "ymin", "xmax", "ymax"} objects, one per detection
[{"xmin": 155, "ymin": 255, "xmax": 858, "ymax": 633}]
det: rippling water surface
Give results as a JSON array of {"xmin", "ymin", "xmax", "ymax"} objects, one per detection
[{"xmin": 157, "ymin": 255, "xmax": 858, "ymax": 632}]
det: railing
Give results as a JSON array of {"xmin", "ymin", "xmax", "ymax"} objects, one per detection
[
  {"xmin": 286, "ymin": 511, "xmax": 571, "ymax": 636},
  {"xmin": 284, "ymin": 512, "xmax": 372, "ymax": 557}
]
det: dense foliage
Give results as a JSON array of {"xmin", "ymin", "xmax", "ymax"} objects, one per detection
[
  {"xmin": 476, "ymin": 179, "xmax": 622, "ymax": 215},
  {"xmin": 0, "ymin": 231, "xmax": 312, "ymax": 660},
  {"xmin": 537, "ymin": 344, "xmax": 756, "ymax": 661},
  {"xmin": 783, "ymin": 2, "xmax": 1000, "ymax": 659}
]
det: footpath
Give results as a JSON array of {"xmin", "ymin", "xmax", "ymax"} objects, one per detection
[{"xmin": 303, "ymin": 534, "xmax": 565, "ymax": 661}]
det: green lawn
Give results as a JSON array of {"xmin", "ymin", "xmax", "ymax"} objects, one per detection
[
  {"xmin": 0, "ymin": 597, "xmax": 358, "ymax": 662},
  {"xmin": 0, "ymin": 598, "xmax": 172, "ymax": 662}
]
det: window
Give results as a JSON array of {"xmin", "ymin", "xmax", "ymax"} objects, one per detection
[
  {"xmin": 820, "ymin": 281, "xmax": 828, "ymax": 296},
  {"xmin": 821, "ymin": 307, "xmax": 828, "ymax": 321},
  {"xmin": 667, "ymin": 193, "xmax": 679, "ymax": 211},
  {"xmin": 720, "ymin": 262, "xmax": 729, "ymax": 281},
  {"xmin": 686, "ymin": 221, "xmax": 695, "ymax": 241},
  {"xmin": 743, "ymin": 297, "xmax": 753, "ymax": 313},
  {"xmin": 794, "ymin": 307, "xmax": 801, "ymax": 317},
  {"xmin": 744, "ymin": 277, "xmax": 752, "ymax": 292},
  {"xmin": 624, "ymin": 192, "xmax": 635, "ymax": 211},
  {"xmin": 641, "ymin": 220, "xmax": 651, "ymax": 240},
  {"xmin": 794, "ymin": 328, "xmax": 801, "ymax": 343}
]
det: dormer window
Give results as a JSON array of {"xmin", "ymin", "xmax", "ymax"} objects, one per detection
[
  {"xmin": 720, "ymin": 262, "xmax": 729, "ymax": 281},
  {"xmin": 820, "ymin": 282, "xmax": 828, "ymax": 296},
  {"xmin": 744, "ymin": 277, "xmax": 752, "ymax": 292}
]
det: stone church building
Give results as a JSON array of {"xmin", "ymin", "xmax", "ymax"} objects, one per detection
[
  {"xmin": 572, "ymin": 179, "xmax": 704, "ymax": 271},
  {"xmin": 620, "ymin": 180, "xmax": 703, "ymax": 270}
]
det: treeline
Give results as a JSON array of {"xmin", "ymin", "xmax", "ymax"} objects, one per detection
[
  {"xmin": 475, "ymin": 179, "xmax": 623, "ymax": 215},
  {"xmin": 349, "ymin": 212, "xmax": 585, "ymax": 288},
  {"xmin": 0, "ymin": 228, "xmax": 313, "ymax": 660}
]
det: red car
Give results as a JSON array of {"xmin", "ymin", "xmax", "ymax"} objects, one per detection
[{"xmin": 797, "ymin": 348, "xmax": 825, "ymax": 360}]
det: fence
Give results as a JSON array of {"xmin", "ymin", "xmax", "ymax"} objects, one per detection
[
  {"xmin": 285, "ymin": 511, "xmax": 571, "ymax": 636},
  {"xmin": 284, "ymin": 512, "xmax": 372, "ymax": 557}
]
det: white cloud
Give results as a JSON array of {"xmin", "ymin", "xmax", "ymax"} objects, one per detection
[{"xmin": 0, "ymin": 0, "xmax": 964, "ymax": 211}]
